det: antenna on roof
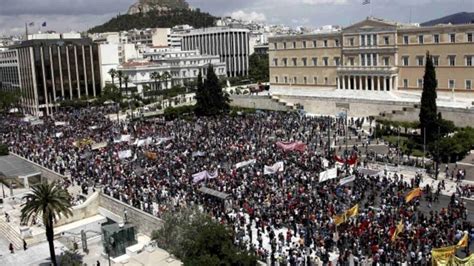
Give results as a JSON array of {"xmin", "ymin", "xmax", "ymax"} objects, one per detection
[{"xmin": 409, "ymin": 6, "xmax": 412, "ymax": 24}]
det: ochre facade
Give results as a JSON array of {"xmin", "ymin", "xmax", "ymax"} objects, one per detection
[{"xmin": 269, "ymin": 17, "xmax": 474, "ymax": 94}]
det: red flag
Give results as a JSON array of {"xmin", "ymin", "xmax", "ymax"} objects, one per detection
[{"xmin": 276, "ymin": 141, "xmax": 307, "ymax": 152}]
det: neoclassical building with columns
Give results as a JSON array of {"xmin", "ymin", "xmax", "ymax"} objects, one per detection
[{"xmin": 269, "ymin": 17, "xmax": 474, "ymax": 96}]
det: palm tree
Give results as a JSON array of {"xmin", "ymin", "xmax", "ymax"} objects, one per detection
[
  {"xmin": 150, "ymin": 71, "xmax": 161, "ymax": 91},
  {"xmin": 117, "ymin": 70, "xmax": 124, "ymax": 90},
  {"xmin": 162, "ymin": 71, "xmax": 172, "ymax": 90},
  {"xmin": 108, "ymin": 68, "xmax": 117, "ymax": 86},
  {"xmin": 20, "ymin": 182, "xmax": 72, "ymax": 266},
  {"xmin": 123, "ymin": 75, "xmax": 130, "ymax": 97}
]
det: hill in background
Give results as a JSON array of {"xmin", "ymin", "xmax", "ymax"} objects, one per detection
[
  {"xmin": 421, "ymin": 12, "xmax": 474, "ymax": 26},
  {"xmin": 88, "ymin": 9, "xmax": 216, "ymax": 33},
  {"xmin": 128, "ymin": 0, "xmax": 190, "ymax": 15}
]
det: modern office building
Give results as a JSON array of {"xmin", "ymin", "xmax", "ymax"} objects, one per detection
[
  {"xmin": 0, "ymin": 49, "xmax": 20, "ymax": 93},
  {"xmin": 0, "ymin": 34, "xmax": 102, "ymax": 116},
  {"xmin": 118, "ymin": 48, "xmax": 226, "ymax": 95},
  {"xmin": 269, "ymin": 17, "xmax": 474, "ymax": 96},
  {"xmin": 181, "ymin": 27, "xmax": 250, "ymax": 77}
]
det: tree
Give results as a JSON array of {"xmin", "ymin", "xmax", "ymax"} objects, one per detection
[
  {"xmin": 0, "ymin": 90, "xmax": 22, "ymax": 114},
  {"xmin": 123, "ymin": 75, "xmax": 130, "ymax": 96},
  {"xmin": 194, "ymin": 71, "xmax": 206, "ymax": 116},
  {"xmin": 152, "ymin": 207, "xmax": 257, "ymax": 265},
  {"xmin": 150, "ymin": 71, "xmax": 161, "ymax": 92},
  {"xmin": 117, "ymin": 70, "xmax": 124, "ymax": 90},
  {"xmin": 100, "ymin": 84, "xmax": 122, "ymax": 103},
  {"xmin": 108, "ymin": 68, "xmax": 117, "ymax": 86},
  {"xmin": 20, "ymin": 182, "xmax": 73, "ymax": 266},
  {"xmin": 161, "ymin": 71, "xmax": 172, "ymax": 90},
  {"xmin": 419, "ymin": 52, "xmax": 438, "ymax": 143},
  {"xmin": 195, "ymin": 65, "xmax": 230, "ymax": 116},
  {"xmin": 248, "ymin": 53, "xmax": 269, "ymax": 82}
]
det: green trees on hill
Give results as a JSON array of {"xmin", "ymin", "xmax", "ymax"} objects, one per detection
[{"xmin": 89, "ymin": 9, "xmax": 216, "ymax": 33}]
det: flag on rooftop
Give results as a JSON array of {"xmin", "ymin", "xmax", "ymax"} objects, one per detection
[
  {"xmin": 42, "ymin": 22, "xmax": 47, "ymax": 27},
  {"xmin": 362, "ymin": 0, "xmax": 370, "ymax": 5},
  {"xmin": 28, "ymin": 22, "xmax": 35, "ymax": 26}
]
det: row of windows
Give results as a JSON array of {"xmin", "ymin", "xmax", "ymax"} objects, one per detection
[
  {"xmin": 272, "ymin": 32, "xmax": 473, "ymax": 50},
  {"xmin": 274, "ymin": 76, "xmax": 332, "ymax": 85},
  {"xmin": 273, "ymin": 39, "xmax": 340, "ymax": 50},
  {"xmin": 405, "ymin": 79, "xmax": 472, "ymax": 90},
  {"xmin": 272, "ymin": 55, "xmax": 474, "ymax": 68},
  {"xmin": 403, "ymin": 33, "xmax": 473, "ymax": 45},
  {"xmin": 401, "ymin": 55, "xmax": 474, "ymax": 67},
  {"xmin": 273, "ymin": 57, "xmax": 340, "ymax": 67}
]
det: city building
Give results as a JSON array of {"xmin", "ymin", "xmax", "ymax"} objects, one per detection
[
  {"xmin": 181, "ymin": 27, "xmax": 250, "ymax": 77},
  {"xmin": 0, "ymin": 34, "xmax": 102, "ymax": 116},
  {"xmin": 269, "ymin": 17, "xmax": 474, "ymax": 97},
  {"xmin": 118, "ymin": 48, "xmax": 226, "ymax": 95}
]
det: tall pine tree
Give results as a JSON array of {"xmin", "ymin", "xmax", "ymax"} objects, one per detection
[
  {"xmin": 195, "ymin": 65, "xmax": 230, "ymax": 116},
  {"xmin": 419, "ymin": 52, "xmax": 438, "ymax": 143},
  {"xmin": 194, "ymin": 71, "xmax": 206, "ymax": 116}
]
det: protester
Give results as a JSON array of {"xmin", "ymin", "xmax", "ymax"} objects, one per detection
[{"xmin": 0, "ymin": 108, "xmax": 471, "ymax": 264}]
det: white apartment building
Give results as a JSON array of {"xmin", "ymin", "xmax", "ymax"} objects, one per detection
[
  {"xmin": 181, "ymin": 27, "xmax": 250, "ymax": 77},
  {"xmin": 118, "ymin": 48, "xmax": 226, "ymax": 95}
]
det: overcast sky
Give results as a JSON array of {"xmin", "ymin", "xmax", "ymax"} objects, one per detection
[{"xmin": 0, "ymin": 0, "xmax": 473, "ymax": 35}]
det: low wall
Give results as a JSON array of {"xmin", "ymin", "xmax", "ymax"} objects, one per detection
[
  {"xmin": 56, "ymin": 192, "xmax": 100, "ymax": 227},
  {"xmin": 274, "ymin": 95, "xmax": 474, "ymax": 127},
  {"xmin": 98, "ymin": 193, "xmax": 164, "ymax": 237},
  {"xmin": 10, "ymin": 153, "xmax": 66, "ymax": 182},
  {"xmin": 230, "ymin": 95, "xmax": 289, "ymax": 111}
]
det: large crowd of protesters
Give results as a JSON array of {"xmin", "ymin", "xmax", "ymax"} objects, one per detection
[{"xmin": 0, "ymin": 107, "xmax": 472, "ymax": 265}]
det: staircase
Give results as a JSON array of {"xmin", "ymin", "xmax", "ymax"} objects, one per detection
[
  {"xmin": 269, "ymin": 95, "xmax": 304, "ymax": 111},
  {"xmin": 377, "ymin": 103, "xmax": 420, "ymax": 121},
  {"xmin": 0, "ymin": 217, "xmax": 23, "ymax": 250}
]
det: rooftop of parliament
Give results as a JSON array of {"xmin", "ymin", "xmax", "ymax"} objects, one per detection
[{"xmin": 269, "ymin": 17, "xmax": 474, "ymax": 97}]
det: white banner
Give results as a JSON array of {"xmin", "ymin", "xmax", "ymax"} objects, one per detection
[
  {"xmin": 91, "ymin": 142, "xmax": 108, "ymax": 150},
  {"xmin": 264, "ymin": 161, "xmax": 284, "ymax": 175},
  {"xmin": 88, "ymin": 126, "xmax": 99, "ymax": 130},
  {"xmin": 192, "ymin": 170, "xmax": 218, "ymax": 184},
  {"xmin": 192, "ymin": 151, "xmax": 206, "ymax": 157},
  {"xmin": 120, "ymin": 135, "xmax": 131, "ymax": 142},
  {"xmin": 338, "ymin": 175, "xmax": 356, "ymax": 186},
  {"xmin": 319, "ymin": 167, "xmax": 338, "ymax": 183},
  {"xmin": 235, "ymin": 159, "xmax": 256, "ymax": 169},
  {"xmin": 54, "ymin": 121, "xmax": 68, "ymax": 126},
  {"xmin": 118, "ymin": 150, "xmax": 132, "ymax": 159},
  {"xmin": 55, "ymin": 132, "xmax": 63, "ymax": 138}
]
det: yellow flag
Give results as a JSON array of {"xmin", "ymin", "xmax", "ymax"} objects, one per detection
[
  {"xmin": 431, "ymin": 246, "xmax": 456, "ymax": 265},
  {"xmin": 456, "ymin": 232, "xmax": 468, "ymax": 248},
  {"xmin": 405, "ymin": 187, "xmax": 422, "ymax": 203},
  {"xmin": 391, "ymin": 220, "xmax": 404, "ymax": 242},
  {"xmin": 346, "ymin": 204, "xmax": 359, "ymax": 218},
  {"xmin": 333, "ymin": 213, "xmax": 346, "ymax": 226}
]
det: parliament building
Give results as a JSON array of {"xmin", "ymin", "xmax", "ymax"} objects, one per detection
[{"xmin": 269, "ymin": 17, "xmax": 474, "ymax": 95}]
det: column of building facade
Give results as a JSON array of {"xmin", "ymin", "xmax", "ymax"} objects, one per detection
[
  {"xmin": 358, "ymin": 76, "xmax": 362, "ymax": 90},
  {"xmin": 383, "ymin": 76, "xmax": 387, "ymax": 91},
  {"xmin": 39, "ymin": 47, "xmax": 49, "ymax": 115},
  {"xmin": 81, "ymin": 46, "xmax": 89, "ymax": 97},
  {"xmin": 90, "ymin": 45, "xmax": 96, "ymax": 97},
  {"xmin": 49, "ymin": 46, "xmax": 57, "ymax": 103},
  {"xmin": 74, "ymin": 46, "xmax": 80, "ymax": 98}
]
